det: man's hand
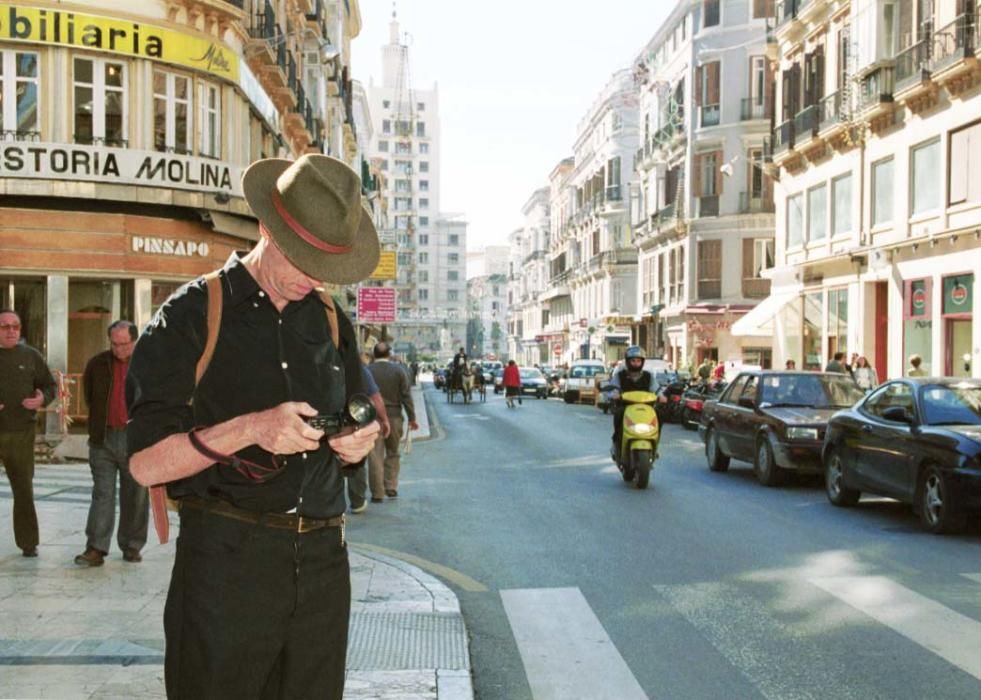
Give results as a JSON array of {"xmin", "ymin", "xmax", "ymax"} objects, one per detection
[
  {"xmin": 21, "ymin": 390, "xmax": 44, "ymax": 411},
  {"xmin": 409, "ymin": 420, "xmax": 419, "ymax": 431},
  {"xmin": 328, "ymin": 420, "xmax": 381, "ymax": 464},
  {"xmin": 379, "ymin": 419, "xmax": 391, "ymax": 439},
  {"xmin": 246, "ymin": 401, "xmax": 323, "ymax": 455}
]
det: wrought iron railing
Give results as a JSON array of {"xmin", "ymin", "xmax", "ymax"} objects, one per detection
[
  {"xmin": 895, "ymin": 39, "xmax": 932, "ymax": 88},
  {"xmin": 818, "ymin": 91, "xmax": 841, "ymax": 130},
  {"xmin": 773, "ymin": 119, "xmax": 794, "ymax": 154},
  {"xmin": 932, "ymin": 13, "xmax": 975, "ymax": 70},
  {"xmin": 775, "ymin": 0, "xmax": 800, "ymax": 28},
  {"xmin": 700, "ymin": 104, "xmax": 721, "ymax": 127},
  {"xmin": 793, "ymin": 103, "xmax": 818, "ymax": 140},
  {"xmin": 740, "ymin": 97, "xmax": 767, "ymax": 120},
  {"xmin": 857, "ymin": 64, "xmax": 895, "ymax": 110}
]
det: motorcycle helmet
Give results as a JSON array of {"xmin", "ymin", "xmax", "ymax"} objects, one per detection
[{"xmin": 624, "ymin": 346, "xmax": 645, "ymax": 370}]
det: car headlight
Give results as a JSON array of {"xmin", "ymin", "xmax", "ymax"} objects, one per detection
[
  {"xmin": 631, "ymin": 423, "xmax": 655, "ymax": 435},
  {"xmin": 786, "ymin": 427, "xmax": 819, "ymax": 441}
]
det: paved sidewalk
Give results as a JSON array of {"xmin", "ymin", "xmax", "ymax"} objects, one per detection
[{"xmin": 0, "ymin": 386, "xmax": 471, "ymax": 699}]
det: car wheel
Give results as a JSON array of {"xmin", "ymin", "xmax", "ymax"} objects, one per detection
[
  {"xmin": 919, "ymin": 465, "xmax": 966, "ymax": 534},
  {"xmin": 563, "ymin": 391, "xmax": 577, "ymax": 404},
  {"xmin": 754, "ymin": 436, "xmax": 785, "ymax": 487},
  {"xmin": 824, "ymin": 448, "xmax": 860, "ymax": 507},
  {"xmin": 705, "ymin": 427, "xmax": 730, "ymax": 472}
]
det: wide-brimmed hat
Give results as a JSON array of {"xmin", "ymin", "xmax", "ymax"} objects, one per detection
[{"xmin": 243, "ymin": 154, "xmax": 380, "ymax": 285}]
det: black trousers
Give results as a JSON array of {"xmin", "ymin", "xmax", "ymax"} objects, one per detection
[{"xmin": 165, "ymin": 508, "xmax": 350, "ymax": 699}]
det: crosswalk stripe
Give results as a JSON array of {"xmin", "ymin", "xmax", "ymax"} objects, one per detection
[
  {"xmin": 500, "ymin": 587, "xmax": 647, "ymax": 700},
  {"xmin": 810, "ymin": 575, "xmax": 981, "ymax": 681}
]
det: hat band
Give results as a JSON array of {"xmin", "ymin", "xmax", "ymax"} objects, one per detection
[{"xmin": 271, "ymin": 190, "xmax": 354, "ymax": 255}]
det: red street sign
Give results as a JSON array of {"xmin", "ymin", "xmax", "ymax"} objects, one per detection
[
  {"xmin": 357, "ymin": 287, "xmax": 396, "ymax": 323},
  {"xmin": 553, "ymin": 343, "xmax": 562, "ymax": 356}
]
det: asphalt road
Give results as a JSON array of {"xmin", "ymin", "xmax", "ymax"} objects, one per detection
[{"xmin": 347, "ymin": 382, "xmax": 981, "ymax": 700}]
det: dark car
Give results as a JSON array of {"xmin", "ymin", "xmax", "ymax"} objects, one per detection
[
  {"xmin": 432, "ymin": 368, "xmax": 447, "ymax": 390},
  {"xmin": 699, "ymin": 371, "xmax": 865, "ymax": 486},
  {"xmin": 519, "ymin": 367, "xmax": 548, "ymax": 399},
  {"xmin": 822, "ymin": 378, "xmax": 981, "ymax": 534}
]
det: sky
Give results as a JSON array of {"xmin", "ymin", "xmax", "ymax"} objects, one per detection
[{"xmin": 351, "ymin": 1, "xmax": 673, "ymax": 252}]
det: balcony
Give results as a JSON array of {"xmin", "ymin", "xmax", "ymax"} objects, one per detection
[
  {"xmin": 893, "ymin": 39, "xmax": 938, "ymax": 113},
  {"xmin": 740, "ymin": 97, "xmax": 767, "ymax": 121},
  {"xmin": 793, "ymin": 104, "xmax": 818, "ymax": 145},
  {"xmin": 700, "ymin": 104, "xmax": 721, "ymax": 128},
  {"xmin": 856, "ymin": 63, "xmax": 896, "ymax": 132},
  {"xmin": 931, "ymin": 13, "xmax": 979, "ymax": 97},
  {"xmin": 738, "ymin": 191, "xmax": 775, "ymax": 214},
  {"xmin": 772, "ymin": 118, "xmax": 794, "ymax": 155},
  {"xmin": 775, "ymin": 0, "xmax": 800, "ymax": 29},
  {"xmin": 605, "ymin": 184, "xmax": 622, "ymax": 202},
  {"xmin": 697, "ymin": 195, "xmax": 719, "ymax": 218}
]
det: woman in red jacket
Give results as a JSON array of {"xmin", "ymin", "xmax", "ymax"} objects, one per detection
[{"xmin": 503, "ymin": 360, "xmax": 522, "ymax": 408}]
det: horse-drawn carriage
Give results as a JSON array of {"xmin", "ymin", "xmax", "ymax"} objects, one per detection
[{"xmin": 446, "ymin": 362, "xmax": 486, "ymax": 404}]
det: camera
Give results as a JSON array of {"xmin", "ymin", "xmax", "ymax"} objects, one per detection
[{"xmin": 305, "ymin": 394, "xmax": 377, "ymax": 437}]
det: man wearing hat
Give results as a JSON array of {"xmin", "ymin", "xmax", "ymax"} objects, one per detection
[{"xmin": 126, "ymin": 155, "xmax": 381, "ymax": 699}]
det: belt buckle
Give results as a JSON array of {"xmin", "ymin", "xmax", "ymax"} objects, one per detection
[{"xmin": 297, "ymin": 515, "xmax": 318, "ymax": 534}]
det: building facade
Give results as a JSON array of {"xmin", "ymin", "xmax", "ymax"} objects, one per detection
[
  {"xmin": 737, "ymin": 0, "xmax": 979, "ymax": 379},
  {"xmin": 630, "ymin": 0, "xmax": 776, "ymax": 371},
  {"xmin": 363, "ymin": 12, "xmax": 466, "ymax": 360},
  {"xmin": 466, "ymin": 272, "xmax": 508, "ymax": 360},
  {"xmin": 0, "ymin": 0, "xmax": 367, "ymax": 432},
  {"xmin": 506, "ymin": 188, "xmax": 551, "ymax": 365}
]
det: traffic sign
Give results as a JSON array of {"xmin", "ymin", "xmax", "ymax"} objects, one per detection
[{"xmin": 553, "ymin": 343, "xmax": 562, "ymax": 356}]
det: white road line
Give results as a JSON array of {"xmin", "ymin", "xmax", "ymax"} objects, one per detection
[
  {"xmin": 810, "ymin": 575, "xmax": 981, "ymax": 681},
  {"xmin": 500, "ymin": 587, "xmax": 648, "ymax": 700},
  {"xmin": 962, "ymin": 573, "xmax": 981, "ymax": 586}
]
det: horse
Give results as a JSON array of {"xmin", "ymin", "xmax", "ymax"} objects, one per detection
[{"xmin": 447, "ymin": 363, "xmax": 474, "ymax": 404}]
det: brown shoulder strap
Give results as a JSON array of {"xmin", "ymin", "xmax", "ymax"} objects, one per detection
[
  {"xmin": 318, "ymin": 291, "xmax": 340, "ymax": 349},
  {"xmin": 195, "ymin": 271, "xmax": 223, "ymax": 384}
]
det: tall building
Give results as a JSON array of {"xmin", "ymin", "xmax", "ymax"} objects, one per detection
[
  {"xmin": 466, "ymin": 272, "xmax": 508, "ymax": 360},
  {"xmin": 630, "ymin": 0, "xmax": 775, "ymax": 370},
  {"xmin": 0, "ymin": 0, "xmax": 366, "ymax": 436},
  {"xmin": 506, "ymin": 188, "xmax": 551, "ymax": 365},
  {"xmin": 736, "ymin": 0, "xmax": 979, "ymax": 379},
  {"xmin": 363, "ymin": 11, "xmax": 466, "ymax": 360}
]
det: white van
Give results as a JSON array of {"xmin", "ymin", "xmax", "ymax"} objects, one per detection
[{"xmin": 563, "ymin": 359, "xmax": 607, "ymax": 403}]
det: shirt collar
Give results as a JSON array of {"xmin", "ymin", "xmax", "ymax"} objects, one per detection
[{"xmin": 219, "ymin": 251, "xmax": 320, "ymax": 312}]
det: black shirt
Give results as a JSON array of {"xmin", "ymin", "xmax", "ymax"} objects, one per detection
[
  {"xmin": 126, "ymin": 253, "xmax": 356, "ymax": 519},
  {"xmin": 0, "ymin": 341, "xmax": 57, "ymax": 433}
]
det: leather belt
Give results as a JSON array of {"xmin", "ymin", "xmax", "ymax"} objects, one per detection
[{"xmin": 179, "ymin": 496, "xmax": 344, "ymax": 533}]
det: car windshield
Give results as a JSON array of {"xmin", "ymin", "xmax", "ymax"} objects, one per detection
[
  {"xmin": 921, "ymin": 384, "xmax": 981, "ymax": 426},
  {"xmin": 759, "ymin": 374, "xmax": 865, "ymax": 408},
  {"xmin": 520, "ymin": 368, "xmax": 543, "ymax": 379},
  {"xmin": 570, "ymin": 366, "xmax": 603, "ymax": 378}
]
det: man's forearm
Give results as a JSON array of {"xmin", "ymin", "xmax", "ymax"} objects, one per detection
[{"xmin": 130, "ymin": 413, "xmax": 256, "ymax": 487}]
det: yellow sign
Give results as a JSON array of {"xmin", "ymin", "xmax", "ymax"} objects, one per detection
[
  {"xmin": 369, "ymin": 251, "xmax": 397, "ymax": 281},
  {"xmin": 0, "ymin": 5, "xmax": 239, "ymax": 82}
]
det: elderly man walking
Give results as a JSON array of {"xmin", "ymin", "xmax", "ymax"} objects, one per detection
[{"xmin": 366, "ymin": 342, "xmax": 419, "ymax": 502}]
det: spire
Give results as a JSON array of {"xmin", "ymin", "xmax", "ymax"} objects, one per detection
[{"xmin": 389, "ymin": 2, "xmax": 400, "ymax": 44}]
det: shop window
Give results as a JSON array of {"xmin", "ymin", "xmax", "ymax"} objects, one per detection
[
  {"xmin": 942, "ymin": 273, "xmax": 973, "ymax": 377},
  {"xmin": 904, "ymin": 278, "xmax": 933, "ymax": 376},
  {"xmin": 0, "ymin": 50, "xmax": 40, "ymax": 138},
  {"xmin": 827, "ymin": 288, "xmax": 848, "ymax": 359},
  {"xmin": 153, "ymin": 71, "xmax": 191, "ymax": 154},
  {"xmin": 803, "ymin": 291, "xmax": 823, "ymax": 370},
  {"xmin": 199, "ymin": 82, "xmax": 221, "ymax": 158},
  {"xmin": 74, "ymin": 57, "xmax": 127, "ymax": 146}
]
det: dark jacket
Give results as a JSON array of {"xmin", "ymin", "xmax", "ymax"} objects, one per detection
[
  {"xmin": 0, "ymin": 342, "xmax": 57, "ymax": 433},
  {"xmin": 83, "ymin": 350, "xmax": 117, "ymax": 447},
  {"xmin": 367, "ymin": 359, "xmax": 415, "ymax": 421}
]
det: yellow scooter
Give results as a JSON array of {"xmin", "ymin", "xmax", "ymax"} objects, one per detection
[{"xmin": 612, "ymin": 390, "xmax": 660, "ymax": 489}]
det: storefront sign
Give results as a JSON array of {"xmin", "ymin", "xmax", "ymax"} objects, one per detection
[
  {"xmin": 0, "ymin": 5, "xmax": 239, "ymax": 81},
  {"xmin": 0, "ymin": 142, "xmax": 241, "ymax": 196},
  {"xmin": 357, "ymin": 287, "xmax": 396, "ymax": 324},
  {"xmin": 687, "ymin": 319, "xmax": 731, "ymax": 331},
  {"xmin": 943, "ymin": 274, "xmax": 974, "ymax": 315},
  {"xmin": 368, "ymin": 251, "xmax": 397, "ymax": 280},
  {"xmin": 910, "ymin": 280, "xmax": 928, "ymax": 317},
  {"xmin": 132, "ymin": 237, "xmax": 209, "ymax": 257}
]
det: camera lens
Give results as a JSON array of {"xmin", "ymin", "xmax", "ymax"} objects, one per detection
[{"xmin": 346, "ymin": 394, "xmax": 376, "ymax": 425}]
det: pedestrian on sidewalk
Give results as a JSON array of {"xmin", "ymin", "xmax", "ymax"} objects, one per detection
[
  {"xmin": 907, "ymin": 353, "xmax": 927, "ymax": 377},
  {"xmin": 0, "ymin": 309, "xmax": 57, "ymax": 558},
  {"xmin": 126, "ymin": 155, "xmax": 381, "ymax": 700},
  {"xmin": 366, "ymin": 341, "xmax": 418, "ymax": 502},
  {"xmin": 503, "ymin": 359, "xmax": 521, "ymax": 408},
  {"xmin": 825, "ymin": 352, "xmax": 847, "ymax": 373},
  {"xmin": 75, "ymin": 320, "xmax": 148, "ymax": 567},
  {"xmin": 853, "ymin": 355, "xmax": 878, "ymax": 393},
  {"xmin": 347, "ymin": 363, "xmax": 390, "ymax": 513}
]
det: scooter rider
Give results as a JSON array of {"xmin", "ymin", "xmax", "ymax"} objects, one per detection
[{"xmin": 610, "ymin": 346, "xmax": 656, "ymax": 456}]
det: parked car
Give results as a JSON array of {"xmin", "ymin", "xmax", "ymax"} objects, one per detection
[
  {"xmin": 563, "ymin": 360, "xmax": 607, "ymax": 404},
  {"xmin": 699, "ymin": 370, "xmax": 865, "ymax": 486},
  {"xmin": 681, "ymin": 380, "xmax": 728, "ymax": 430},
  {"xmin": 493, "ymin": 367, "xmax": 505, "ymax": 394},
  {"xmin": 822, "ymin": 378, "xmax": 981, "ymax": 534},
  {"xmin": 519, "ymin": 367, "xmax": 549, "ymax": 399}
]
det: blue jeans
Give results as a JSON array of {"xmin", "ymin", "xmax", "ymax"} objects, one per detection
[{"xmin": 84, "ymin": 429, "xmax": 148, "ymax": 554}]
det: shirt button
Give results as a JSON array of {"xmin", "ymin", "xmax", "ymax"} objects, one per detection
[
  {"xmin": 302, "ymin": 452, "xmax": 307, "ymax": 460},
  {"xmin": 253, "ymin": 302, "xmax": 259, "ymax": 308},
  {"xmin": 278, "ymin": 319, "xmax": 283, "ymax": 325},
  {"xmin": 258, "ymin": 291, "xmax": 266, "ymax": 297},
  {"xmin": 281, "ymin": 362, "xmax": 288, "ymax": 369}
]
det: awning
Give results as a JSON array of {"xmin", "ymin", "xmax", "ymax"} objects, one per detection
[
  {"xmin": 730, "ymin": 290, "xmax": 799, "ymax": 337},
  {"xmin": 210, "ymin": 211, "xmax": 259, "ymax": 242}
]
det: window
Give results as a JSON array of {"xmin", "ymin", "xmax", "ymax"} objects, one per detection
[
  {"xmin": 418, "ymin": 233, "xmax": 429, "ymax": 244},
  {"xmin": 449, "ymin": 234, "xmax": 459, "ymax": 245},
  {"xmin": 448, "ymin": 271, "xmax": 459, "ymax": 282},
  {"xmin": 74, "ymin": 57, "xmax": 126, "ymax": 146},
  {"xmin": 753, "ymin": 0, "xmax": 775, "ymax": 19},
  {"xmin": 803, "ymin": 292, "xmax": 823, "ymax": 370},
  {"xmin": 420, "ymin": 161, "xmax": 429, "ymax": 173},
  {"xmin": 418, "ymin": 271, "xmax": 429, "ymax": 282},
  {"xmin": 949, "ymin": 120, "xmax": 981, "ymax": 205},
  {"xmin": 395, "ymin": 160, "xmax": 412, "ymax": 175},
  {"xmin": 418, "ymin": 289, "xmax": 428, "ymax": 301},
  {"xmin": 697, "ymin": 240, "xmax": 722, "ymax": 298},
  {"xmin": 395, "ymin": 197, "xmax": 411, "ymax": 210},
  {"xmin": 448, "ymin": 290, "xmax": 459, "ymax": 302},
  {"xmin": 153, "ymin": 71, "xmax": 190, "ymax": 154},
  {"xmin": 832, "ymin": 173, "xmax": 852, "ymax": 236},
  {"xmin": 379, "ymin": 160, "xmax": 388, "ymax": 170},
  {"xmin": 382, "ymin": 119, "xmax": 391, "ymax": 133},
  {"xmin": 787, "ymin": 193, "xmax": 804, "ymax": 248},
  {"xmin": 395, "ymin": 179, "xmax": 410, "ymax": 192},
  {"xmin": 807, "ymin": 184, "xmax": 827, "ymax": 242},
  {"xmin": 383, "ymin": 100, "xmax": 390, "ymax": 109},
  {"xmin": 739, "ymin": 376, "xmax": 759, "ymax": 404},
  {"xmin": 420, "ymin": 198, "xmax": 429, "ymax": 209},
  {"xmin": 703, "ymin": 0, "xmax": 720, "ymax": 28},
  {"xmin": 872, "ymin": 157, "xmax": 894, "ymax": 227},
  {"xmin": 419, "ymin": 180, "xmax": 429, "ymax": 191},
  {"xmin": 828, "ymin": 287, "xmax": 848, "ymax": 358},
  {"xmin": 420, "ymin": 142, "xmax": 430, "ymax": 154},
  {"xmin": 395, "ymin": 141, "xmax": 411, "ymax": 154},
  {"xmin": 904, "ymin": 278, "xmax": 932, "ymax": 375},
  {"xmin": 419, "ymin": 252, "xmax": 429, "ymax": 264},
  {"xmin": 723, "ymin": 375, "xmax": 750, "ymax": 404},
  {"xmin": 448, "ymin": 253, "xmax": 459, "ymax": 264},
  {"xmin": 911, "ymin": 138, "xmax": 940, "ymax": 215},
  {"xmin": 200, "ymin": 82, "xmax": 221, "ymax": 157},
  {"xmin": 863, "ymin": 383, "xmax": 916, "ymax": 422},
  {"xmin": 378, "ymin": 140, "xmax": 389, "ymax": 152},
  {"xmin": 417, "ymin": 102, "xmax": 425, "ymax": 111},
  {"xmin": 696, "ymin": 62, "xmax": 721, "ymax": 126},
  {"xmin": 752, "ymin": 239, "xmax": 774, "ymax": 276},
  {"xmin": 416, "ymin": 121, "xmax": 425, "ymax": 137},
  {"xmin": 0, "ymin": 50, "xmax": 39, "ymax": 137}
]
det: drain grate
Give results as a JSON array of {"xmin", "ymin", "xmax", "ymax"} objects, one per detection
[{"xmin": 346, "ymin": 611, "xmax": 469, "ymax": 670}]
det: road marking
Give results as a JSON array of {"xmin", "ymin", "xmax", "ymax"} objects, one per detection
[
  {"xmin": 962, "ymin": 573, "xmax": 981, "ymax": 586},
  {"xmin": 352, "ymin": 542, "xmax": 487, "ymax": 592},
  {"xmin": 500, "ymin": 587, "xmax": 648, "ymax": 700},
  {"xmin": 810, "ymin": 575, "xmax": 981, "ymax": 681}
]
